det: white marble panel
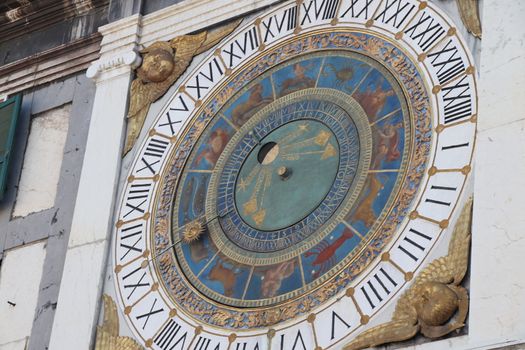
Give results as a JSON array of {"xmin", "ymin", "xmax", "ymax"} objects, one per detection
[
  {"xmin": 13, "ymin": 104, "xmax": 70, "ymax": 217},
  {"xmin": 48, "ymin": 240, "xmax": 106, "ymax": 350},
  {"xmin": 67, "ymin": 72, "xmax": 132, "ymax": 247},
  {"xmin": 0, "ymin": 242, "xmax": 46, "ymax": 346},
  {"xmin": 470, "ymin": 119, "xmax": 525, "ymax": 342},
  {"xmin": 0, "ymin": 339, "xmax": 27, "ymax": 350},
  {"xmin": 477, "ymin": 0, "xmax": 525, "ymax": 132},
  {"xmin": 467, "ymin": 0, "xmax": 525, "ymax": 346}
]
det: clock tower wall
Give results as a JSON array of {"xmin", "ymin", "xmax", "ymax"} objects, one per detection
[{"xmin": 0, "ymin": 1, "xmax": 524, "ymax": 350}]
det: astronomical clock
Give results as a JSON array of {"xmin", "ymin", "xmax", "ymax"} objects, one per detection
[{"xmin": 110, "ymin": 0, "xmax": 477, "ymax": 349}]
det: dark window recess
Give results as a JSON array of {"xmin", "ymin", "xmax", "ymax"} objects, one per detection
[{"xmin": 0, "ymin": 95, "xmax": 21, "ymax": 200}]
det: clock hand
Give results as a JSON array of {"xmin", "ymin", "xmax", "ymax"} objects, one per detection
[
  {"xmin": 242, "ymin": 168, "xmax": 266, "ymax": 216},
  {"xmin": 280, "ymin": 142, "xmax": 337, "ymax": 161},
  {"xmin": 278, "ymin": 122, "xmax": 309, "ymax": 145},
  {"xmin": 147, "ymin": 210, "xmax": 232, "ymax": 263},
  {"xmin": 280, "ymin": 129, "xmax": 330, "ymax": 151}
]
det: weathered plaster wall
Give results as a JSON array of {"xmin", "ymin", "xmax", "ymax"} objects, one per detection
[
  {"xmin": 0, "ymin": 241, "xmax": 47, "ymax": 349},
  {"xmin": 0, "ymin": 73, "xmax": 95, "ymax": 350}
]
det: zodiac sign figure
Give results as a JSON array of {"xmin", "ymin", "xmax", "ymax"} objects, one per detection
[
  {"xmin": 373, "ymin": 122, "xmax": 403, "ymax": 168},
  {"xmin": 354, "ymin": 79, "xmax": 395, "ymax": 120},
  {"xmin": 261, "ymin": 260, "xmax": 296, "ymax": 298},
  {"xmin": 208, "ymin": 261, "xmax": 239, "ymax": 298},
  {"xmin": 279, "ymin": 63, "xmax": 315, "ymax": 96},
  {"xmin": 305, "ymin": 229, "xmax": 354, "ymax": 279},
  {"xmin": 195, "ymin": 128, "xmax": 231, "ymax": 168},
  {"xmin": 352, "ymin": 175, "xmax": 386, "ymax": 228},
  {"xmin": 189, "ymin": 239, "xmax": 208, "ymax": 262},
  {"xmin": 322, "ymin": 63, "xmax": 355, "ymax": 87},
  {"xmin": 231, "ymin": 84, "xmax": 272, "ymax": 127}
]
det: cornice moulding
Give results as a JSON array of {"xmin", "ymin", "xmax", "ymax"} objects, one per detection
[
  {"xmin": 87, "ymin": 0, "xmax": 282, "ymax": 83},
  {"xmin": 0, "ymin": 33, "xmax": 101, "ymax": 96},
  {"xmin": 138, "ymin": 0, "xmax": 282, "ymax": 46},
  {"xmin": 86, "ymin": 51, "xmax": 141, "ymax": 81}
]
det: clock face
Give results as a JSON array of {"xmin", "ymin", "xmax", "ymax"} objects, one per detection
[{"xmin": 113, "ymin": 1, "xmax": 477, "ymax": 349}]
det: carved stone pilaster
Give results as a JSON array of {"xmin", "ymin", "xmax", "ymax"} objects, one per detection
[{"xmin": 86, "ymin": 14, "xmax": 142, "ymax": 83}]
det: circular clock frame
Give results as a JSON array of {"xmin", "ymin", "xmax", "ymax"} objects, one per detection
[{"xmin": 113, "ymin": 1, "xmax": 477, "ymax": 349}]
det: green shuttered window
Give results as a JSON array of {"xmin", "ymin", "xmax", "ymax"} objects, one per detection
[{"xmin": 0, "ymin": 95, "xmax": 21, "ymax": 200}]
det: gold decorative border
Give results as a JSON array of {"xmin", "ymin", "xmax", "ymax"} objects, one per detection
[{"xmin": 151, "ymin": 29, "xmax": 432, "ymax": 329}]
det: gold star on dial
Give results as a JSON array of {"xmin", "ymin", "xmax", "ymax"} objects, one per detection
[{"xmin": 238, "ymin": 177, "xmax": 248, "ymax": 191}]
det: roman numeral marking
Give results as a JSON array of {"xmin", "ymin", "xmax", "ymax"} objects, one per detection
[
  {"xmin": 123, "ymin": 183, "xmax": 151, "ymax": 218},
  {"xmin": 193, "ymin": 336, "xmax": 221, "ymax": 350},
  {"xmin": 136, "ymin": 298, "xmax": 164, "ymax": 330},
  {"xmin": 234, "ymin": 343, "xmax": 260, "ymax": 350},
  {"xmin": 431, "ymin": 185, "xmax": 457, "ymax": 191},
  {"xmin": 398, "ymin": 228, "xmax": 432, "ymax": 261},
  {"xmin": 442, "ymin": 76, "xmax": 472, "ymax": 124},
  {"xmin": 223, "ymin": 27, "xmax": 260, "ymax": 68},
  {"xmin": 331, "ymin": 311, "xmax": 351, "ymax": 340},
  {"xmin": 340, "ymin": 0, "xmax": 374, "ymax": 19},
  {"xmin": 374, "ymin": 0, "xmax": 415, "ymax": 29},
  {"xmin": 428, "ymin": 39, "xmax": 465, "ymax": 85},
  {"xmin": 144, "ymin": 138, "xmax": 169, "ymax": 158},
  {"xmin": 404, "ymin": 12, "xmax": 445, "ymax": 51},
  {"xmin": 120, "ymin": 237, "xmax": 142, "ymax": 260},
  {"xmin": 300, "ymin": 0, "xmax": 340, "ymax": 25},
  {"xmin": 425, "ymin": 198, "xmax": 451, "ymax": 206},
  {"xmin": 123, "ymin": 266, "xmax": 150, "ymax": 299},
  {"xmin": 262, "ymin": 6, "xmax": 297, "ymax": 42},
  {"xmin": 186, "ymin": 58, "xmax": 224, "ymax": 99},
  {"xmin": 155, "ymin": 319, "xmax": 188, "ymax": 350},
  {"xmin": 360, "ymin": 267, "xmax": 398, "ymax": 309},
  {"xmin": 159, "ymin": 115, "xmax": 182, "ymax": 135},
  {"xmin": 279, "ymin": 330, "xmax": 307, "ymax": 350},
  {"xmin": 159, "ymin": 97, "xmax": 187, "ymax": 135},
  {"xmin": 119, "ymin": 223, "xmax": 143, "ymax": 260},
  {"xmin": 138, "ymin": 138, "xmax": 169, "ymax": 174},
  {"xmin": 441, "ymin": 142, "xmax": 469, "ymax": 150}
]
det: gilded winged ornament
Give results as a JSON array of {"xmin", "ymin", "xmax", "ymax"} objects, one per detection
[
  {"xmin": 123, "ymin": 20, "xmax": 240, "ymax": 155},
  {"xmin": 344, "ymin": 198, "xmax": 473, "ymax": 350},
  {"xmin": 95, "ymin": 294, "xmax": 144, "ymax": 350},
  {"xmin": 456, "ymin": 0, "xmax": 482, "ymax": 39}
]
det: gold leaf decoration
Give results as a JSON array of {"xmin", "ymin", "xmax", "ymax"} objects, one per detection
[
  {"xmin": 95, "ymin": 294, "xmax": 144, "ymax": 350},
  {"xmin": 457, "ymin": 0, "xmax": 482, "ymax": 39},
  {"xmin": 182, "ymin": 220, "xmax": 204, "ymax": 243},
  {"xmin": 123, "ymin": 19, "xmax": 241, "ymax": 156},
  {"xmin": 343, "ymin": 197, "xmax": 473, "ymax": 350}
]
